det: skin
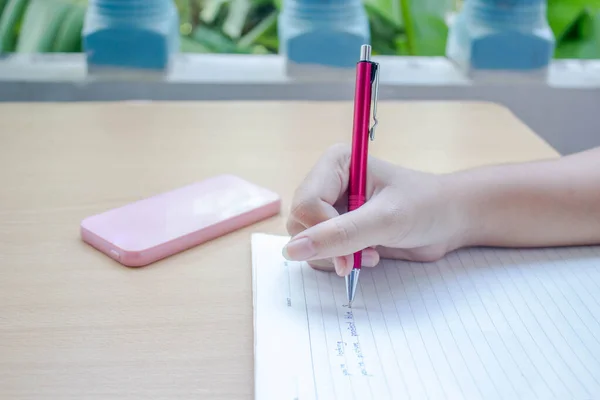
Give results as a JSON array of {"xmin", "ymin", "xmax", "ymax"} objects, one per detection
[{"xmin": 283, "ymin": 144, "xmax": 600, "ymax": 276}]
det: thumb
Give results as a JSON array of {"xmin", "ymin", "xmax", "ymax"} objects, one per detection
[{"xmin": 282, "ymin": 199, "xmax": 389, "ymax": 262}]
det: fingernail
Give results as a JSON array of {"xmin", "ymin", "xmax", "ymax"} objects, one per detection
[
  {"xmin": 362, "ymin": 252, "xmax": 378, "ymax": 267},
  {"xmin": 333, "ymin": 256, "xmax": 352, "ymax": 276},
  {"xmin": 333, "ymin": 257, "xmax": 344, "ymax": 275},
  {"xmin": 282, "ymin": 237, "xmax": 317, "ymax": 261}
]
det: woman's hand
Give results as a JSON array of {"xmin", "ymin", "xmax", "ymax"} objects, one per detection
[{"xmin": 283, "ymin": 144, "xmax": 469, "ymax": 276}]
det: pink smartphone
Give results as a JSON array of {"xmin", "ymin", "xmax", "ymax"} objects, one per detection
[{"xmin": 80, "ymin": 174, "xmax": 281, "ymax": 267}]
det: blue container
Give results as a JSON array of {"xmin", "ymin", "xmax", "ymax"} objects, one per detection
[
  {"xmin": 446, "ymin": 0, "xmax": 555, "ymax": 72},
  {"xmin": 83, "ymin": 0, "xmax": 180, "ymax": 74},
  {"xmin": 278, "ymin": 0, "xmax": 370, "ymax": 70}
]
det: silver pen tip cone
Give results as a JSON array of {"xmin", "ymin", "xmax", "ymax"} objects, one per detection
[{"xmin": 345, "ymin": 269, "xmax": 360, "ymax": 305}]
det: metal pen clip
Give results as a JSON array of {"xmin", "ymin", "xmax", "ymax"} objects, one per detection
[{"xmin": 369, "ymin": 62, "xmax": 380, "ymax": 141}]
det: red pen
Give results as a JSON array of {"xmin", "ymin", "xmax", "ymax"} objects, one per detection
[{"xmin": 346, "ymin": 44, "xmax": 379, "ymax": 307}]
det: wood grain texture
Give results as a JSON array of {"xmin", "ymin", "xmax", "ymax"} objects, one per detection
[{"xmin": 0, "ymin": 101, "xmax": 558, "ymax": 399}]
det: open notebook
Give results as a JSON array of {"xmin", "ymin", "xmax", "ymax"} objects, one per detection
[{"xmin": 252, "ymin": 233, "xmax": 600, "ymax": 400}]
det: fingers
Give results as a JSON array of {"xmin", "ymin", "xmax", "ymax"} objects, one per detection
[
  {"xmin": 285, "ymin": 144, "xmax": 352, "ymax": 271},
  {"xmin": 306, "ymin": 249, "xmax": 380, "ymax": 276},
  {"xmin": 286, "ymin": 195, "xmax": 342, "ymax": 270},
  {"xmin": 284, "ymin": 144, "xmax": 384, "ymax": 275},
  {"xmin": 333, "ymin": 248, "xmax": 380, "ymax": 276},
  {"xmin": 308, "ymin": 259, "xmax": 336, "ymax": 272},
  {"xmin": 283, "ymin": 197, "xmax": 390, "ymax": 264},
  {"xmin": 286, "ymin": 198, "xmax": 339, "ymax": 237},
  {"xmin": 287, "ymin": 197, "xmax": 382, "ymax": 274},
  {"xmin": 291, "ymin": 143, "xmax": 352, "ymax": 210}
]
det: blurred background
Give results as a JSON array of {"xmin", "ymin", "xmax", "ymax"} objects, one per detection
[
  {"xmin": 0, "ymin": 0, "xmax": 598, "ymax": 58},
  {"xmin": 0, "ymin": 0, "xmax": 599, "ymax": 155}
]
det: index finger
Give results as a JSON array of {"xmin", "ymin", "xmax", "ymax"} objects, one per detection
[
  {"xmin": 292, "ymin": 143, "xmax": 352, "ymax": 213},
  {"xmin": 286, "ymin": 144, "xmax": 350, "ymax": 270}
]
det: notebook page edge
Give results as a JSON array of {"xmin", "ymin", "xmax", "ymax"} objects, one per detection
[{"xmin": 251, "ymin": 233, "xmax": 294, "ymax": 400}]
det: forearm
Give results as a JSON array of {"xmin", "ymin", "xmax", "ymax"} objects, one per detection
[{"xmin": 449, "ymin": 147, "xmax": 600, "ymax": 248}]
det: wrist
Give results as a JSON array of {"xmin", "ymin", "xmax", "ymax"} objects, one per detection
[
  {"xmin": 435, "ymin": 171, "xmax": 480, "ymax": 252},
  {"xmin": 440, "ymin": 168, "xmax": 493, "ymax": 250},
  {"xmin": 442, "ymin": 161, "xmax": 552, "ymax": 249},
  {"xmin": 438, "ymin": 150, "xmax": 600, "ymax": 251}
]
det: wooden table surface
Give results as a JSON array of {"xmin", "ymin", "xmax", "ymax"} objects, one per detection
[{"xmin": 0, "ymin": 101, "xmax": 559, "ymax": 399}]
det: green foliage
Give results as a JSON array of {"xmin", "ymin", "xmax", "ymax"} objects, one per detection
[
  {"xmin": 16, "ymin": 0, "xmax": 71, "ymax": 52},
  {"xmin": 362, "ymin": 0, "xmax": 449, "ymax": 56},
  {"xmin": 0, "ymin": 0, "xmax": 598, "ymax": 59},
  {"xmin": 177, "ymin": 0, "xmax": 279, "ymax": 54},
  {"xmin": 52, "ymin": 3, "xmax": 85, "ymax": 52},
  {"xmin": 0, "ymin": 0, "xmax": 85, "ymax": 52},
  {"xmin": 0, "ymin": 0, "xmax": 30, "ymax": 51},
  {"xmin": 548, "ymin": 0, "xmax": 600, "ymax": 58},
  {"xmin": 0, "ymin": 0, "xmax": 10, "ymax": 16}
]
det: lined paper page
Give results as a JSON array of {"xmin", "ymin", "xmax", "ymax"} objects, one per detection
[{"xmin": 252, "ymin": 233, "xmax": 600, "ymax": 400}]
